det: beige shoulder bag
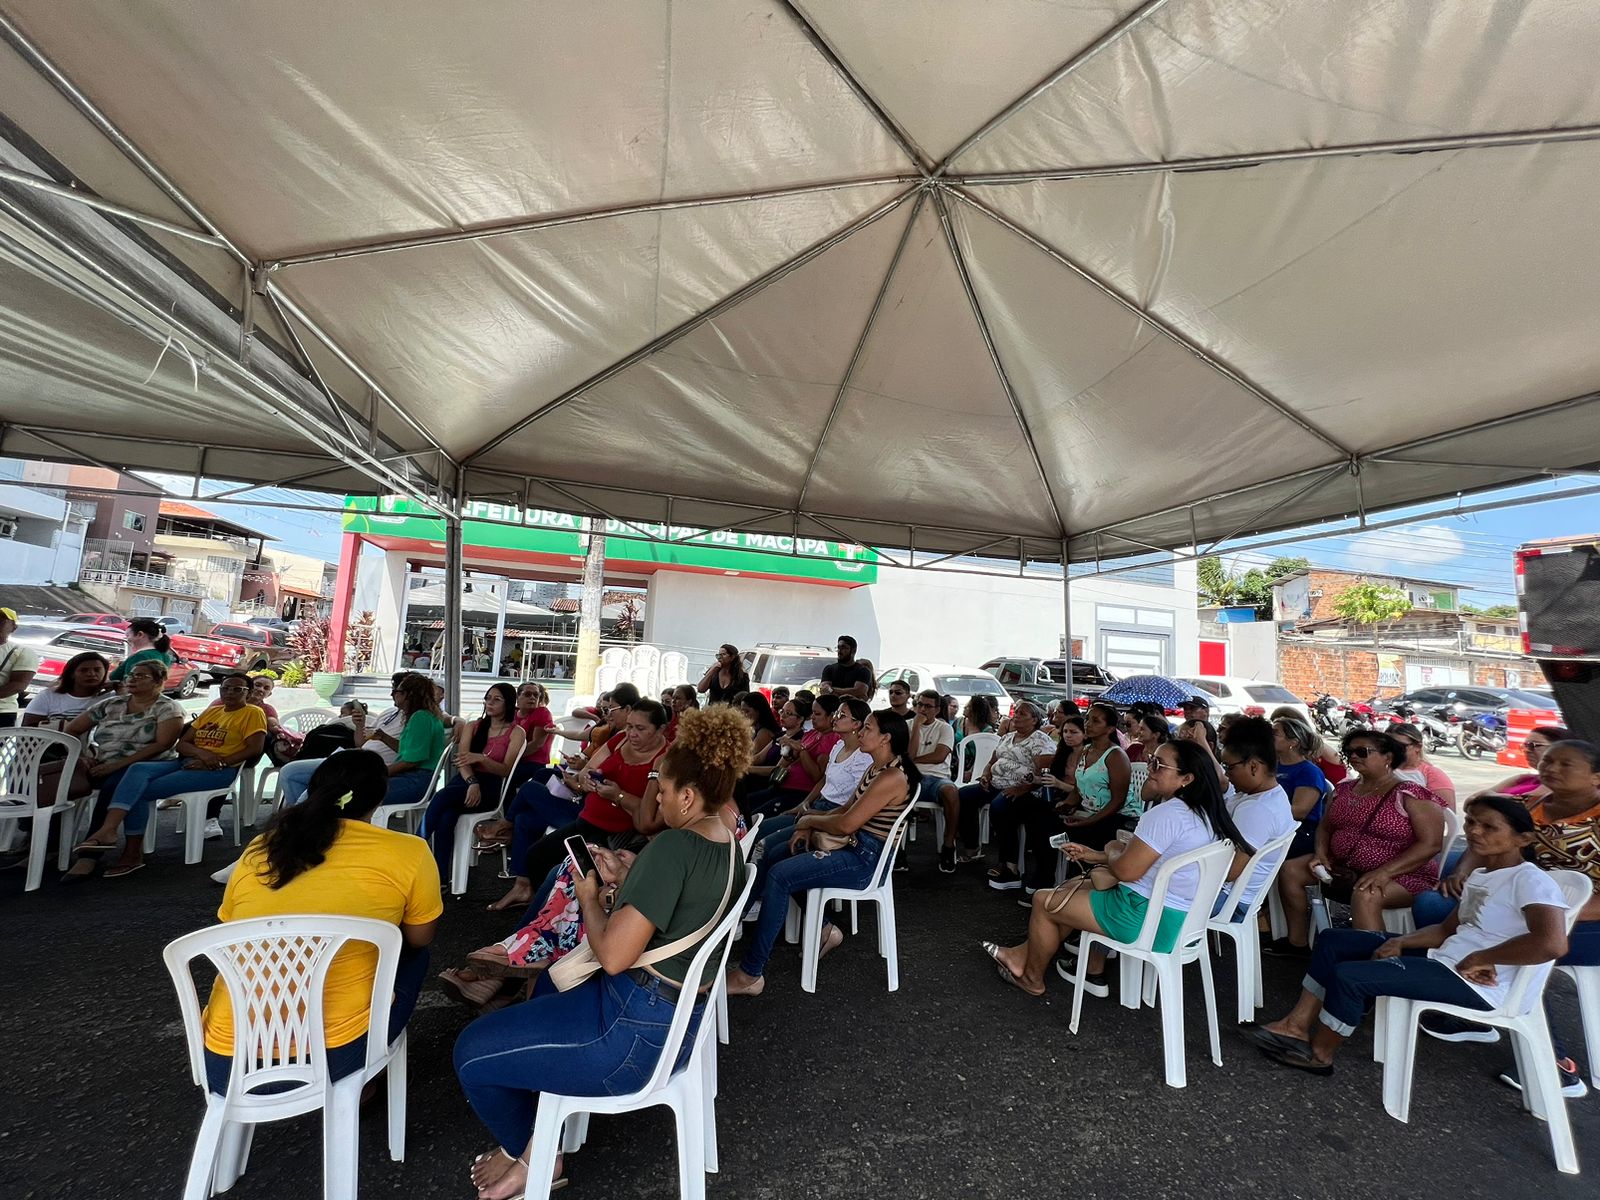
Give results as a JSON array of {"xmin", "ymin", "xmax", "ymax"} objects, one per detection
[{"xmin": 549, "ymin": 834, "xmax": 739, "ymax": 992}]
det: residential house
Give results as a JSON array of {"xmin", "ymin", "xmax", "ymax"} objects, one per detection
[{"xmin": 0, "ymin": 459, "xmax": 89, "ymax": 585}]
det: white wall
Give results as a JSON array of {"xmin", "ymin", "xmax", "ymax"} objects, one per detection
[{"xmin": 645, "ymin": 558, "xmax": 1199, "ymax": 676}]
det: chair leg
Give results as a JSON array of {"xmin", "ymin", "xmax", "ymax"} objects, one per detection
[
  {"xmin": 1267, "ymin": 887, "xmax": 1287, "ymax": 941},
  {"xmin": 183, "ymin": 1103, "xmax": 229, "ymax": 1200},
  {"xmin": 26, "ymin": 814, "xmax": 51, "ymax": 893},
  {"xmin": 671, "ymin": 1084, "xmax": 707, "ymax": 1200},
  {"xmin": 1233, "ymin": 932, "xmax": 1257, "ymax": 1024},
  {"xmin": 715, "ymin": 978, "xmax": 730, "ymax": 1045},
  {"xmin": 1564, "ymin": 966, "xmax": 1600, "ymax": 1088},
  {"xmin": 185, "ymin": 798, "xmax": 207, "ymax": 865},
  {"xmin": 525, "ymin": 1099, "xmax": 569, "ymax": 1200},
  {"xmin": 1514, "ymin": 1022, "xmax": 1580, "ymax": 1174},
  {"xmin": 1156, "ymin": 960, "xmax": 1188, "ymax": 1088},
  {"xmin": 701, "ymin": 1041, "xmax": 720, "ymax": 1173},
  {"xmin": 214, "ymin": 1120, "xmax": 250, "ymax": 1192},
  {"xmin": 880, "ymin": 893, "xmax": 899, "ymax": 992},
  {"xmin": 1381, "ymin": 1000, "xmax": 1422, "ymax": 1122},
  {"xmin": 1067, "ymin": 938, "xmax": 1097, "ymax": 1035},
  {"xmin": 386, "ymin": 1032, "xmax": 408, "ymax": 1162},
  {"xmin": 1198, "ymin": 950, "xmax": 1222, "ymax": 1068},
  {"xmin": 783, "ymin": 898, "xmax": 801, "ymax": 945},
  {"xmin": 323, "ymin": 1080, "xmax": 363, "ymax": 1200},
  {"xmin": 800, "ymin": 891, "xmax": 824, "ymax": 994}
]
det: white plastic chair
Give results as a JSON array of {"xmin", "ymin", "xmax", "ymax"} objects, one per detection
[
  {"xmin": 1556, "ymin": 962, "xmax": 1600, "ymax": 1089},
  {"xmin": 948, "ymin": 732, "xmax": 999, "ymax": 844},
  {"xmin": 659, "ymin": 651, "xmax": 689, "ymax": 689},
  {"xmin": 1375, "ymin": 870, "xmax": 1591, "ymax": 1174},
  {"xmin": 164, "ymin": 770, "xmax": 248, "ymax": 864},
  {"xmin": 1382, "ymin": 806, "xmax": 1462, "ymax": 935},
  {"xmin": 373, "ymin": 748, "xmax": 453, "ymax": 834},
  {"xmin": 163, "ymin": 914, "xmax": 408, "ymax": 1200},
  {"xmin": 523, "ymin": 867, "xmax": 758, "ymax": 1200},
  {"xmin": 448, "ymin": 740, "xmax": 528, "ymax": 896},
  {"xmin": 796, "ymin": 801, "xmax": 919, "ymax": 994},
  {"xmin": 1205, "ymin": 828, "xmax": 1299, "ymax": 1023},
  {"xmin": 0, "ymin": 728, "xmax": 84, "ymax": 892},
  {"xmin": 1066, "ymin": 839, "xmax": 1236, "ymax": 1088},
  {"xmin": 718, "ymin": 816, "xmax": 765, "ymax": 1045},
  {"xmin": 594, "ymin": 665, "xmax": 624, "ymax": 695}
]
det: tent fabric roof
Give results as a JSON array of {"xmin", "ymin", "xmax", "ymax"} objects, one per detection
[{"xmin": 1, "ymin": 1, "xmax": 1598, "ymax": 562}]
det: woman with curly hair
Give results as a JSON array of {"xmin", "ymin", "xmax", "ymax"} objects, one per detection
[
  {"xmin": 453, "ymin": 708, "xmax": 750, "ymax": 1199},
  {"xmin": 442, "ymin": 707, "xmax": 750, "ymax": 1007}
]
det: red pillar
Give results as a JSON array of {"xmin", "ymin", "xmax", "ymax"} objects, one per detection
[{"xmin": 327, "ymin": 531, "xmax": 361, "ymax": 670}]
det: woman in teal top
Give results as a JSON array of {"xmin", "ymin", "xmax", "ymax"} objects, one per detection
[
  {"xmin": 109, "ymin": 619, "xmax": 174, "ymax": 686},
  {"xmin": 1064, "ymin": 702, "xmax": 1134, "ymax": 849},
  {"xmin": 370, "ymin": 674, "xmax": 450, "ymax": 809}
]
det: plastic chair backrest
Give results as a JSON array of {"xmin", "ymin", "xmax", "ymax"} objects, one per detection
[
  {"xmin": 955, "ymin": 732, "xmax": 1000, "ymax": 787},
  {"xmin": 0, "ymin": 727, "xmax": 81, "ymax": 809},
  {"xmin": 1495, "ymin": 869, "xmax": 1593, "ymax": 1015},
  {"xmin": 738, "ymin": 814, "xmax": 764, "ymax": 860},
  {"xmin": 1433, "ymin": 806, "xmax": 1462, "ymax": 875},
  {"xmin": 632, "ymin": 865, "xmax": 758, "ymax": 1098},
  {"xmin": 162, "ymin": 915, "xmax": 401, "ymax": 1104},
  {"xmin": 600, "ymin": 647, "xmax": 634, "ymax": 672},
  {"xmin": 862, "ymin": 797, "xmax": 919, "ymax": 892},
  {"xmin": 1126, "ymin": 761, "xmax": 1150, "ymax": 807},
  {"xmin": 595, "ymin": 665, "xmax": 624, "ymax": 695},
  {"xmin": 659, "ymin": 651, "xmax": 689, "ymax": 688},
  {"xmin": 1213, "ymin": 828, "xmax": 1299, "ymax": 924},
  {"xmin": 283, "ymin": 709, "xmax": 338, "ymax": 733},
  {"xmin": 1130, "ymin": 838, "xmax": 1235, "ymax": 953}
]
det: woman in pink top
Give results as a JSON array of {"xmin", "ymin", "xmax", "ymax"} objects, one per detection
[
  {"xmin": 1387, "ymin": 722, "xmax": 1457, "ymax": 809},
  {"xmin": 1468, "ymin": 724, "xmax": 1569, "ymax": 802},
  {"xmin": 421, "ymin": 683, "xmax": 526, "ymax": 877}
]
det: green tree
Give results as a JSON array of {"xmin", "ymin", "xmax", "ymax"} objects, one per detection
[
  {"xmin": 1197, "ymin": 556, "xmax": 1236, "ymax": 606},
  {"xmin": 1331, "ymin": 582, "xmax": 1412, "ymax": 645},
  {"xmin": 1265, "ymin": 556, "xmax": 1309, "ymax": 582},
  {"xmin": 1479, "ymin": 603, "xmax": 1518, "ymax": 619}
]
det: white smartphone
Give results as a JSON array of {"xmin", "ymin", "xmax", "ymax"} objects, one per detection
[{"xmin": 564, "ymin": 835, "xmax": 599, "ymax": 881}]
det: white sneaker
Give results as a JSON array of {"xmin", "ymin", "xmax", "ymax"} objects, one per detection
[
  {"xmin": 210, "ymin": 861, "xmax": 237, "ymax": 885},
  {"xmin": 203, "ymin": 819, "xmax": 224, "ymax": 841},
  {"xmin": 743, "ymin": 901, "xmax": 762, "ymax": 923}
]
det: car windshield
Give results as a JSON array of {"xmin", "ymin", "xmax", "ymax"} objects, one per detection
[
  {"xmin": 1502, "ymin": 689, "xmax": 1559, "ymax": 709},
  {"xmin": 14, "ymin": 623, "xmax": 74, "ymax": 642},
  {"xmin": 762, "ymin": 655, "xmax": 829, "ymax": 685},
  {"xmin": 1243, "ymin": 684, "xmax": 1301, "ymax": 704},
  {"xmin": 1185, "ymin": 679, "xmax": 1225, "ymax": 697},
  {"xmin": 936, "ymin": 674, "xmax": 1007, "ymax": 697}
]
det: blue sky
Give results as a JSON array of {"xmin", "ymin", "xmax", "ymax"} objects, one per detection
[{"xmin": 147, "ymin": 474, "xmax": 1598, "ymax": 608}]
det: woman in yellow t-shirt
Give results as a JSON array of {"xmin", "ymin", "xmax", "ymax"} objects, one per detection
[
  {"xmin": 203, "ymin": 749, "xmax": 442, "ymax": 1091},
  {"xmin": 75, "ymin": 672, "xmax": 268, "ymax": 878}
]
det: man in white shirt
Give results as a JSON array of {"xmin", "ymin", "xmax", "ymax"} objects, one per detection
[
  {"xmin": 0, "ymin": 607, "xmax": 40, "ymax": 728},
  {"xmin": 905, "ymin": 689, "xmax": 958, "ymax": 872},
  {"xmin": 1217, "ymin": 717, "xmax": 1298, "ymax": 917}
]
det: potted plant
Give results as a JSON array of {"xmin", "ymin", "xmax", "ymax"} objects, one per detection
[{"xmin": 290, "ymin": 613, "xmax": 341, "ymax": 702}]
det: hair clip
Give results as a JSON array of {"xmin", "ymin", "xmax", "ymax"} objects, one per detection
[{"xmin": 336, "ymin": 791, "xmax": 353, "ymax": 809}]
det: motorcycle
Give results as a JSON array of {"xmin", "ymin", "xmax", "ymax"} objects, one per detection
[
  {"xmin": 1342, "ymin": 698, "xmax": 1376, "ymax": 735},
  {"xmin": 1378, "ymin": 700, "xmax": 1455, "ymax": 753},
  {"xmin": 1457, "ymin": 710, "xmax": 1508, "ymax": 760},
  {"xmin": 1310, "ymin": 693, "xmax": 1345, "ymax": 736}
]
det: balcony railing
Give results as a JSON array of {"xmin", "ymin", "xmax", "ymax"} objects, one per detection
[{"xmin": 80, "ymin": 566, "xmax": 206, "ymax": 597}]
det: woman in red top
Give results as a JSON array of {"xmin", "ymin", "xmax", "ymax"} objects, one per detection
[
  {"xmin": 512, "ymin": 681, "xmax": 556, "ymax": 771},
  {"xmin": 514, "ymin": 699, "xmax": 670, "ymax": 910}
]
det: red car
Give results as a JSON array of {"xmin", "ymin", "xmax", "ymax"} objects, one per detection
[{"xmin": 12, "ymin": 623, "xmax": 200, "ymax": 698}]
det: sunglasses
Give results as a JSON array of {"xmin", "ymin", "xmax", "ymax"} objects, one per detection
[
  {"xmin": 1524, "ymin": 741, "xmax": 1551, "ymax": 753},
  {"xmin": 1148, "ymin": 760, "xmax": 1180, "ymax": 773},
  {"xmin": 1345, "ymin": 746, "xmax": 1379, "ymax": 759}
]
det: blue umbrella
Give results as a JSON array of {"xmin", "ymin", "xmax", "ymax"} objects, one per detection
[{"xmin": 1100, "ymin": 675, "xmax": 1208, "ymax": 709}]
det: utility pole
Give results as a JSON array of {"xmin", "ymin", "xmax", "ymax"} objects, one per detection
[{"xmin": 575, "ymin": 517, "xmax": 607, "ymax": 693}]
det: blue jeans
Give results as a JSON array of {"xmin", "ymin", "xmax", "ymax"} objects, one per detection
[
  {"xmin": 739, "ymin": 831, "xmax": 884, "ymax": 978},
  {"xmin": 205, "ymin": 945, "xmax": 430, "ymax": 1093},
  {"xmin": 276, "ymin": 757, "xmax": 323, "ymax": 807},
  {"xmin": 108, "ymin": 760, "xmax": 239, "ymax": 836},
  {"xmin": 1304, "ymin": 929, "xmax": 1489, "ymax": 1037},
  {"xmin": 454, "ymin": 970, "xmax": 701, "ymax": 1153},
  {"xmin": 508, "ymin": 780, "xmax": 583, "ymax": 869},
  {"xmin": 383, "ymin": 768, "xmax": 432, "ymax": 813},
  {"xmin": 421, "ymin": 774, "xmax": 507, "ymax": 876}
]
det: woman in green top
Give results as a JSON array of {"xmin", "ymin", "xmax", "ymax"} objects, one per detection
[
  {"xmin": 109, "ymin": 618, "xmax": 174, "ymax": 686},
  {"xmin": 363, "ymin": 673, "xmax": 449, "ymax": 810},
  {"xmin": 455, "ymin": 706, "xmax": 750, "ymax": 1199}
]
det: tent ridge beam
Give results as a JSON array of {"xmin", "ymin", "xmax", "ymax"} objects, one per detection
[
  {"xmin": 462, "ymin": 186, "xmax": 920, "ymax": 462},
  {"xmin": 953, "ymin": 187, "xmax": 1354, "ymax": 459},
  {"xmin": 796, "ymin": 188, "xmax": 927, "ymax": 511},
  {"xmin": 949, "ymin": 123, "xmax": 1600, "ymax": 185},
  {"xmin": 778, "ymin": 1, "xmax": 931, "ymax": 172},
  {"xmin": 266, "ymin": 174, "xmax": 921, "ymax": 268},
  {"xmin": 1365, "ymin": 455, "xmax": 1599, "ymax": 478},
  {"xmin": 1377, "ymin": 388, "xmax": 1600, "ymax": 457},
  {"xmin": 933, "ymin": 188, "xmax": 1068, "ymax": 538},
  {"xmin": 0, "ymin": 12, "xmax": 250, "ymax": 267},
  {"xmin": 935, "ymin": 0, "xmax": 1177, "ymax": 175},
  {"xmin": 0, "ymin": 163, "xmax": 222, "ymax": 245}
]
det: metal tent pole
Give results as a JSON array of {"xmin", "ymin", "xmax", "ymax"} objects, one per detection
[
  {"xmin": 443, "ymin": 466, "xmax": 466, "ymax": 715},
  {"xmin": 1061, "ymin": 538, "xmax": 1075, "ymax": 707},
  {"xmin": 576, "ymin": 518, "xmax": 608, "ymax": 696}
]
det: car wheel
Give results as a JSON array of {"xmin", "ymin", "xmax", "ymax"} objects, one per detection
[{"xmin": 174, "ymin": 672, "xmax": 198, "ymax": 699}]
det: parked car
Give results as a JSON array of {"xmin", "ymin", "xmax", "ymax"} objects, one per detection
[
  {"xmin": 44, "ymin": 611, "xmax": 192, "ymax": 635},
  {"xmin": 979, "ymin": 656, "xmax": 1117, "ymax": 711},
  {"xmin": 873, "ymin": 663, "xmax": 1013, "ymax": 711},
  {"xmin": 1386, "ymin": 685, "xmax": 1559, "ymax": 721},
  {"xmin": 9, "ymin": 622, "xmax": 200, "ymax": 699},
  {"xmin": 1178, "ymin": 676, "xmax": 1311, "ymax": 725},
  {"xmin": 198, "ymin": 621, "xmax": 296, "ymax": 678},
  {"xmin": 740, "ymin": 643, "xmax": 839, "ymax": 700}
]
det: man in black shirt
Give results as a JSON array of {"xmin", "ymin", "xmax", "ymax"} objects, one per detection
[{"xmin": 819, "ymin": 635, "xmax": 873, "ymax": 699}]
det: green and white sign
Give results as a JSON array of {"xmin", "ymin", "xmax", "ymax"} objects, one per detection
[{"xmin": 343, "ymin": 497, "xmax": 878, "ymax": 585}]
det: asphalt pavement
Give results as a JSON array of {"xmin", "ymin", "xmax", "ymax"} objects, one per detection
[{"xmin": 2, "ymin": 760, "xmax": 1594, "ymax": 1200}]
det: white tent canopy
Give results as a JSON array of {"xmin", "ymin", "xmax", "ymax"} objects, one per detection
[{"xmin": 1, "ymin": 0, "xmax": 1598, "ymax": 563}]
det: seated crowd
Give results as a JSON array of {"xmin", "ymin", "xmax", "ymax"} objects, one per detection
[{"xmin": 12, "ymin": 632, "xmax": 1597, "ymax": 1183}]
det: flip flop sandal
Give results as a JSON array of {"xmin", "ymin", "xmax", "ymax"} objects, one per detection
[
  {"xmin": 819, "ymin": 925, "xmax": 845, "ymax": 959},
  {"xmin": 104, "ymin": 862, "xmax": 145, "ymax": 879},
  {"xmin": 74, "ymin": 840, "xmax": 117, "ymax": 854},
  {"xmin": 1247, "ymin": 1025, "xmax": 1314, "ymax": 1058},
  {"xmin": 466, "ymin": 950, "xmax": 546, "ymax": 979},
  {"xmin": 993, "ymin": 960, "xmax": 1046, "ymax": 997},
  {"xmin": 1265, "ymin": 1046, "xmax": 1334, "ymax": 1076}
]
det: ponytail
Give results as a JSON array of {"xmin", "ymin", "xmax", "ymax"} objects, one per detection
[
  {"xmin": 127, "ymin": 617, "xmax": 172, "ymax": 655},
  {"xmin": 258, "ymin": 751, "xmax": 389, "ymax": 888}
]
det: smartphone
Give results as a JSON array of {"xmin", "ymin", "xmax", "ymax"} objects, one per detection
[{"xmin": 564, "ymin": 835, "xmax": 600, "ymax": 881}]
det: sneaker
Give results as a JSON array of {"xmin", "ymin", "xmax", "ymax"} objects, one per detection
[
  {"xmin": 1054, "ymin": 956, "xmax": 1110, "ymax": 995},
  {"xmin": 1420, "ymin": 1013, "xmax": 1502, "ymax": 1044},
  {"xmin": 203, "ymin": 819, "xmax": 224, "ymax": 841},
  {"xmin": 1261, "ymin": 937, "xmax": 1310, "ymax": 958},
  {"xmin": 1016, "ymin": 895, "xmax": 1035, "ymax": 909},
  {"xmin": 1497, "ymin": 1059, "xmax": 1589, "ymax": 1100},
  {"xmin": 938, "ymin": 847, "xmax": 956, "ymax": 875},
  {"xmin": 987, "ymin": 868, "xmax": 1022, "ymax": 892}
]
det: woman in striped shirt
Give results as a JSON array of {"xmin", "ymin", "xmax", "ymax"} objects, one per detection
[{"xmin": 726, "ymin": 710, "xmax": 918, "ymax": 996}]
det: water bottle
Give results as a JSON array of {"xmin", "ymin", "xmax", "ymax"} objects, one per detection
[{"xmin": 1306, "ymin": 884, "xmax": 1331, "ymax": 940}]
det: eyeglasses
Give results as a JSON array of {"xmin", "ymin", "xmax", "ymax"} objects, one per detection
[
  {"xmin": 1345, "ymin": 746, "xmax": 1378, "ymax": 759},
  {"xmin": 1220, "ymin": 758, "xmax": 1246, "ymax": 771},
  {"xmin": 913, "ymin": 700, "xmax": 936, "ymax": 709},
  {"xmin": 1524, "ymin": 741, "xmax": 1551, "ymax": 754}
]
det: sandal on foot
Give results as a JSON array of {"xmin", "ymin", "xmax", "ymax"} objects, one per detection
[
  {"xmin": 74, "ymin": 839, "xmax": 117, "ymax": 854},
  {"xmin": 993, "ymin": 959, "xmax": 1045, "ymax": 997},
  {"xmin": 1264, "ymin": 1046, "xmax": 1334, "ymax": 1076},
  {"xmin": 724, "ymin": 970, "xmax": 765, "ymax": 997},
  {"xmin": 466, "ymin": 949, "xmax": 545, "ymax": 979},
  {"xmin": 819, "ymin": 924, "xmax": 845, "ymax": 959},
  {"xmin": 1247, "ymin": 1025, "xmax": 1314, "ymax": 1058},
  {"xmin": 104, "ymin": 862, "xmax": 145, "ymax": 879},
  {"xmin": 439, "ymin": 969, "xmax": 504, "ymax": 1009},
  {"xmin": 986, "ymin": 867, "xmax": 1022, "ymax": 891}
]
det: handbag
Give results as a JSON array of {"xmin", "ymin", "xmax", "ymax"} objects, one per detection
[
  {"xmin": 1324, "ymin": 785, "xmax": 1395, "ymax": 893},
  {"xmin": 548, "ymin": 833, "xmax": 739, "ymax": 992}
]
